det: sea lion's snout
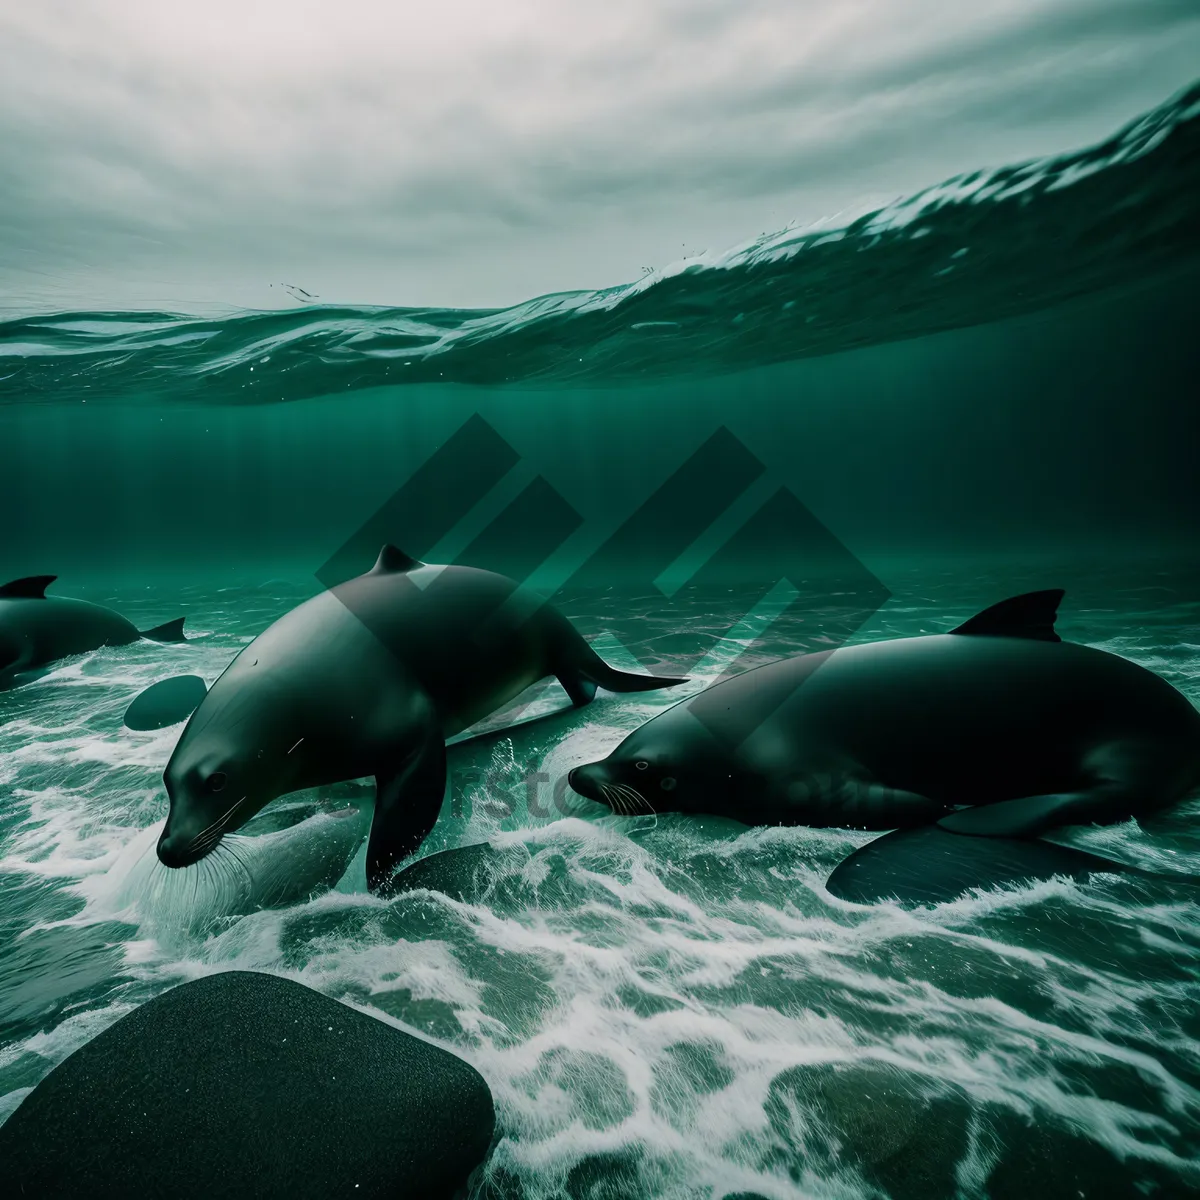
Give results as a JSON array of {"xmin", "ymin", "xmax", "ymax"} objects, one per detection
[
  {"xmin": 156, "ymin": 791, "xmax": 247, "ymax": 869},
  {"xmin": 156, "ymin": 824, "xmax": 196, "ymax": 868},
  {"xmin": 567, "ymin": 762, "xmax": 609, "ymax": 803}
]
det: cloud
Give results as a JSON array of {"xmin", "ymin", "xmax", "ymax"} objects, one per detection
[{"xmin": 1, "ymin": 0, "xmax": 1197, "ymax": 311}]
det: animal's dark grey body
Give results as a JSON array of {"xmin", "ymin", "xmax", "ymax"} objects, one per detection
[
  {"xmin": 0, "ymin": 575, "xmax": 187, "ymax": 688},
  {"xmin": 157, "ymin": 546, "xmax": 684, "ymax": 892},
  {"xmin": 569, "ymin": 590, "xmax": 1200, "ymax": 839}
]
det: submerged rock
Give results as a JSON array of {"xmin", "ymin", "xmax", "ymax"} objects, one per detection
[
  {"xmin": 393, "ymin": 841, "xmax": 516, "ymax": 902},
  {"xmin": 762, "ymin": 1059, "xmax": 1191, "ymax": 1199},
  {"xmin": 765, "ymin": 1060, "xmax": 970, "ymax": 1198},
  {"xmin": 0, "ymin": 970, "xmax": 494, "ymax": 1199}
]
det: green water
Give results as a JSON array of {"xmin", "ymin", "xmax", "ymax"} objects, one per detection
[
  {"xmin": 1, "ymin": 271, "xmax": 1197, "ymax": 580},
  {"xmin": 1, "ymin": 564, "xmax": 1198, "ymax": 1199}
]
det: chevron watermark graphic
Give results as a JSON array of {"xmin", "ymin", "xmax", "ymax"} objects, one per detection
[{"xmin": 317, "ymin": 414, "xmax": 889, "ymax": 749}]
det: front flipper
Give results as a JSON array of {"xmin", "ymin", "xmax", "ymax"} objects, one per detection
[
  {"xmin": 937, "ymin": 784, "xmax": 1139, "ymax": 838},
  {"xmin": 124, "ymin": 675, "xmax": 208, "ymax": 730},
  {"xmin": 367, "ymin": 731, "xmax": 448, "ymax": 895},
  {"xmin": 557, "ymin": 670, "xmax": 597, "ymax": 707},
  {"xmin": 826, "ymin": 825, "xmax": 1136, "ymax": 905}
]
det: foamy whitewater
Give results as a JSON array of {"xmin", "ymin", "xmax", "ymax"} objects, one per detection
[{"xmin": 1, "ymin": 560, "xmax": 1197, "ymax": 1198}]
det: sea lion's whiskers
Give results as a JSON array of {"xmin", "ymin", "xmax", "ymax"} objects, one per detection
[
  {"xmin": 188, "ymin": 827, "xmax": 227, "ymax": 858},
  {"xmin": 189, "ymin": 808, "xmax": 238, "ymax": 849},
  {"xmin": 619, "ymin": 783, "xmax": 659, "ymax": 831},
  {"xmin": 212, "ymin": 837, "xmax": 254, "ymax": 897},
  {"xmin": 600, "ymin": 783, "xmax": 627, "ymax": 815},
  {"xmin": 189, "ymin": 827, "xmax": 220, "ymax": 854},
  {"xmin": 187, "ymin": 796, "xmax": 247, "ymax": 855},
  {"xmin": 616, "ymin": 784, "xmax": 654, "ymax": 816},
  {"xmin": 619, "ymin": 784, "xmax": 648, "ymax": 814}
]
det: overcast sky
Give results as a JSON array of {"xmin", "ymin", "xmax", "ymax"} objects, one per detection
[{"xmin": 1, "ymin": 0, "xmax": 1197, "ymax": 314}]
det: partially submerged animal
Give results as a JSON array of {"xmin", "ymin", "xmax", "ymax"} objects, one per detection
[
  {"xmin": 0, "ymin": 574, "xmax": 187, "ymax": 687},
  {"xmin": 569, "ymin": 590, "xmax": 1200, "ymax": 840}
]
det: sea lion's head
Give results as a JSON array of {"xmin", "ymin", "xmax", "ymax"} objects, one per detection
[
  {"xmin": 156, "ymin": 667, "xmax": 303, "ymax": 868},
  {"xmin": 567, "ymin": 719, "xmax": 744, "ymax": 817}
]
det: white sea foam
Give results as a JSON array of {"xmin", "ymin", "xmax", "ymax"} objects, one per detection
[{"xmin": 1, "ymin": 578, "xmax": 1198, "ymax": 1198}]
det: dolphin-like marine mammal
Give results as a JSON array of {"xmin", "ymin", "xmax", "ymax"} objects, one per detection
[
  {"xmin": 0, "ymin": 575, "xmax": 188, "ymax": 688},
  {"xmin": 157, "ymin": 545, "xmax": 686, "ymax": 892},
  {"xmin": 568, "ymin": 590, "xmax": 1200, "ymax": 839}
]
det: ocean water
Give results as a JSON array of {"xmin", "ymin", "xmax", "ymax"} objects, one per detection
[
  {"xmin": 4, "ymin": 82, "xmax": 1199, "ymax": 401},
  {"xmin": 2, "ymin": 562, "xmax": 1199, "ymax": 1198},
  {"xmin": 2, "ymin": 82, "xmax": 1199, "ymax": 1200}
]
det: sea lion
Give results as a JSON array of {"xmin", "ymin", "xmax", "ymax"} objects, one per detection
[
  {"xmin": 568, "ymin": 590, "xmax": 1200, "ymax": 839},
  {"xmin": 156, "ymin": 545, "xmax": 685, "ymax": 892},
  {"xmin": 0, "ymin": 574, "xmax": 187, "ymax": 688}
]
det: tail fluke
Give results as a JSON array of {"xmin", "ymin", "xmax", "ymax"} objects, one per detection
[
  {"xmin": 581, "ymin": 651, "xmax": 687, "ymax": 694},
  {"xmin": 139, "ymin": 617, "xmax": 188, "ymax": 644}
]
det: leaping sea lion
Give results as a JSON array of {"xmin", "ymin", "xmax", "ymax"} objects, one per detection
[{"xmin": 156, "ymin": 546, "xmax": 685, "ymax": 893}]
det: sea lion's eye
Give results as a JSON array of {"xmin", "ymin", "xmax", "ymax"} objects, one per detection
[
  {"xmin": 206, "ymin": 771, "xmax": 228, "ymax": 793},
  {"xmin": 660, "ymin": 777, "xmax": 676, "ymax": 791},
  {"xmin": 635, "ymin": 761, "xmax": 649, "ymax": 770}
]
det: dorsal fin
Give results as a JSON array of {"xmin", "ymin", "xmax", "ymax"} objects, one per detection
[
  {"xmin": 369, "ymin": 545, "xmax": 424, "ymax": 575},
  {"xmin": 139, "ymin": 617, "xmax": 188, "ymax": 644},
  {"xmin": 949, "ymin": 589, "xmax": 1064, "ymax": 642},
  {"xmin": 0, "ymin": 575, "xmax": 56, "ymax": 600}
]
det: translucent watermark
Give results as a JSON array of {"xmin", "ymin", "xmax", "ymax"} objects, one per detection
[{"xmin": 318, "ymin": 413, "xmax": 889, "ymax": 757}]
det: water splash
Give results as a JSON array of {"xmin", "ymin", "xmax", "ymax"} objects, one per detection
[{"xmin": 2, "ymin": 565, "xmax": 1197, "ymax": 1197}]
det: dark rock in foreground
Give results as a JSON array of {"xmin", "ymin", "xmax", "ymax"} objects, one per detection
[
  {"xmin": 826, "ymin": 824, "xmax": 1138, "ymax": 905},
  {"xmin": 0, "ymin": 970, "xmax": 494, "ymax": 1199}
]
